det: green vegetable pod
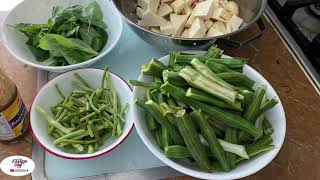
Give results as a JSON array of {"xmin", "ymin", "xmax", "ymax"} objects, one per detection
[
  {"xmin": 164, "ymin": 145, "xmax": 191, "ymax": 158},
  {"xmin": 225, "ymin": 128, "xmax": 238, "ymax": 169},
  {"xmin": 129, "ymin": 80, "xmax": 162, "ymax": 89},
  {"xmin": 179, "ymin": 66, "xmax": 238, "ymax": 104},
  {"xmin": 192, "ymin": 110, "xmax": 230, "ymax": 172},
  {"xmin": 191, "ymin": 58, "xmax": 235, "ymax": 91},
  {"xmin": 186, "ymin": 88, "xmax": 242, "ymax": 111},
  {"xmin": 175, "ymin": 109, "xmax": 211, "ymax": 171},
  {"xmin": 162, "ymin": 70, "xmax": 188, "ymax": 87},
  {"xmin": 136, "ymin": 99, "xmax": 184, "ymax": 145},
  {"xmin": 205, "ymin": 61, "xmax": 233, "ymax": 73},
  {"xmin": 141, "ymin": 58, "xmax": 167, "ymax": 77},
  {"xmin": 216, "ymin": 72, "xmax": 255, "ymax": 88},
  {"xmin": 161, "ymin": 82, "xmax": 262, "ymax": 137}
]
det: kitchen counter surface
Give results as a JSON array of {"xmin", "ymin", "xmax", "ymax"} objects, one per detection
[{"xmin": 0, "ymin": 14, "xmax": 320, "ymax": 180}]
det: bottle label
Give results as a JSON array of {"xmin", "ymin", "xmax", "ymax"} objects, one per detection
[{"xmin": 0, "ymin": 94, "xmax": 28, "ymax": 140}]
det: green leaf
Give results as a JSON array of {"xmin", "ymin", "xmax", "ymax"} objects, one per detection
[
  {"xmin": 93, "ymin": 27, "xmax": 108, "ymax": 52},
  {"xmin": 39, "ymin": 34, "xmax": 73, "ymax": 50},
  {"xmin": 12, "ymin": 23, "xmax": 50, "ymax": 35},
  {"xmin": 39, "ymin": 34, "xmax": 98, "ymax": 65},
  {"xmin": 83, "ymin": 1, "xmax": 103, "ymax": 22},
  {"xmin": 27, "ymin": 46, "xmax": 50, "ymax": 61},
  {"xmin": 81, "ymin": 1, "xmax": 106, "ymax": 29},
  {"xmin": 50, "ymin": 5, "xmax": 82, "ymax": 31}
]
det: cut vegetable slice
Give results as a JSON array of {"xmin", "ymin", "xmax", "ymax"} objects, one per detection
[
  {"xmin": 170, "ymin": 13, "xmax": 188, "ymax": 35},
  {"xmin": 212, "ymin": 21, "xmax": 228, "ymax": 34},
  {"xmin": 188, "ymin": 18, "xmax": 206, "ymax": 38},
  {"xmin": 138, "ymin": 0, "xmax": 149, "ymax": 9},
  {"xmin": 224, "ymin": 1, "xmax": 239, "ymax": 16},
  {"xmin": 141, "ymin": 9, "xmax": 168, "ymax": 26},
  {"xmin": 157, "ymin": 3, "xmax": 173, "ymax": 16},
  {"xmin": 211, "ymin": 7, "xmax": 233, "ymax": 22},
  {"xmin": 160, "ymin": 22, "xmax": 174, "ymax": 35},
  {"xmin": 204, "ymin": 19, "xmax": 214, "ymax": 30},
  {"xmin": 148, "ymin": 0, "xmax": 160, "ymax": 12},
  {"xmin": 136, "ymin": 7, "xmax": 145, "ymax": 19},
  {"xmin": 170, "ymin": 0, "xmax": 185, "ymax": 14},
  {"xmin": 193, "ymin": 0, "xmax": 214, "ymax": 20},
  {"xmin": 206, "ymin": 27, "xmax": 224, "ymax": 37},
  {"xmin": 226, "ymin": 15, "xmax": 243, "ymax": 32}
]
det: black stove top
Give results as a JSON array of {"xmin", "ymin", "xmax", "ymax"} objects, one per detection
[{"xmin": 268, "ymin": 0, "xmax": 320, "ymax": 72}]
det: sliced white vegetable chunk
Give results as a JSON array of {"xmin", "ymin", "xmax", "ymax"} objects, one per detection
[
  {"xmin": 138, "ymin": 0, "xmax": 149, "ymax": 9},
  {"xmin": 181, "ymin": 29, "xmax": 189, "ymax": 38},
  {"xmin": 148, "ymin": 0, "xmax": 160, "ymax": 12},
  {"xmin": 170, "ymin": 13, "xmax": 188, "ymax": 35},
  {"xmin": 136, "ymin": 7, "xmax": 145, "ymax": 19},
  {"xmin": 204, "ymin": 19, "xmax": 213, "ymax": 30},
  {"xmin": 206, "ymin": 27, "xmax": 224, "ymax": 37},
  {"xmin": 141, "ymin": 9, "xmax": 168, "ymax": 26},
  {"xmin": 193, "ymin": 0, "xmax": 214, "ymax": 20},
  {"xmin": 151, "ymin": 27, "xmax": 161, "ymax": 33},
  {"xmin": 160, "ymin": 22, "xmax": 175, "ymax": 35},
  {"xmin": 170, "ymin": 0, "xmax": 185, "ymax": 14},
  {"xmin": 185, "ymin": 10, "xmax": 196, "ymax": 28},
  {"xmin": 157, "ymin": 3, "xmax": 173, "ymax": 17},
  {"xmin": 225, "ymin": 22, "xmax": 232, "ymax": 33},
  {"xmin": 224, "ymin": 1, "xmax": 239, "ymax": 16},
  {"xmin": 185, "ymin": 0, "xmax": 194, "ymax": 6},
  {"xmin": 226, "ymin": 15, "xmax": 243, "ymax": 32},
  {"xmin": 212, "ymin": 21, "xmax": 227, "ymax": 33},
  {"xmin": 211, "ymin": 7, "xmax": 233, "ymax": 22},
  {"xmin": 184, "ymin": 4, "xmax": 193, "ymax": 16},
  {"xmin": 188, "ymin": 18, "xmax": 206, "ymax": 38}
]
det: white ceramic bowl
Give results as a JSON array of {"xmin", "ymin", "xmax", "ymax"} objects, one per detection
[
  {"xmin": 1, "ymin": 0, "xmax": 122, "ymax": 72},
  {"xmin": 132, "ymin": 51, "xmax": 286, "ymax": 179},
  {"xmin": 30, "ymin": 68, "xmax": 133, "ymax": 160}
]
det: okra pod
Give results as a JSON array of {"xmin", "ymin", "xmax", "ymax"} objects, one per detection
[
  {"xmin": 191, "ymin": 58, "xmax": 235, "ymax": 91},
  {"xmin": 162, "ymin": 70, "xmax": 188, "ymax": 87},
  {"xmin": 129, "ymin": 80, "xmax": 162, "ymax": 89},
  {"xmin": 161, "ymin": 83, "xmax": 262, "ymax": 137},
  {"xmin": 225, "ymin": 128, "xmax": 238, "ymax": 169},
  {"xmin": 186, "ymin": 88, "xmax": 242, "ymax": 111},
  {"xmin": 141, "ymin": 58, "xmax": 167, "ymax": 77},
  {"xmin": 204, "ymin": 45, "xmax": 223, "ymax": 58},
  {"xmin": 146, "ymin": 113, "xmax": 159, "ymax": 131},
  {"xmin": 136, "ymin": 99, "xmax": 185, "ymax": 145},
  {"xmin": 192, "ymin": 110, "xmax": 230, "ymax": 172},
  {"xmin": 179, "ymin": 66, "xmax": 238, "ymax": 104},
  {"xmin": 216, "ymin": 72, "xmax": 255, "ymax": 88},
  {"xmin": 175, "ymin": 109, "xmax": 211, "ymax": 171},
  {"xmin": 206, "ymin": 61, "xmax": 233, "ymax": 73}
]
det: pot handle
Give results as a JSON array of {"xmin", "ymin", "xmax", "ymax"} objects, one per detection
[{"xmin": 217, "ymin": 18, "xmax": 266, "ymax": 48}]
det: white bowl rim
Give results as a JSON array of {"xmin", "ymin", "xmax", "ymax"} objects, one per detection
[
  {"xmin": 30, "ymin": 68, "xmax": 134, "ymax": 160},
  {"xmin": 133, "ymin": 51, "xmax": 286, "ymax": 179},
  {"xmin": 1, "ymin": 0, "xmax": 123, "ymax": 71}
]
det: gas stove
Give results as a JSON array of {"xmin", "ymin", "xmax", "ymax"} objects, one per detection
[{"xmin": 266, "ymin": 0, "xmax": 320, "ymax": 92}]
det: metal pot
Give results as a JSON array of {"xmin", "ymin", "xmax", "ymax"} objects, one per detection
[{"xmin": 112, "ymin": 0, "xmax": 267, "ymax": 51}]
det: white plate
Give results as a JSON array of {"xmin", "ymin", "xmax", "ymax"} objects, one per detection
[
  {"xmin": 30, "ymin": 68, "xmax": 134, "ymax": 160},
  {"xmin": 132, "ymin": 51, "xmax": 286, "ymax": 179},
  {"xmin": 1, "ymin": 0, "xmax": 122, "ymax": 72}
]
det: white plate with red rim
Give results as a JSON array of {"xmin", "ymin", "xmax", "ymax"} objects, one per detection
[
  {"xmin": 30, "ymin": 68, "xmax": 133, "ymax": 160},
  {"xmin": 132, "ymin": 51, "xmax": 286, "ymax": 179}
]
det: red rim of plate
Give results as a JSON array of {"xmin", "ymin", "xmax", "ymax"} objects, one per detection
[{"xmin": 29, "ymin": 68, "xmax": 134, "ymax": 160}]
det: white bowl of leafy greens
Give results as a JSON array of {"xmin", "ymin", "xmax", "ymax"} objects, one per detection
[{"xmin": 2, "ymin": 0, "xmax": 122, "ymax": 72}]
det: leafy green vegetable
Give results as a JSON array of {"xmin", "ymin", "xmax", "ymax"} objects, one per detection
[{"xmin": 10, "ymin": 1, "xmax": 108, "ymax": 66}]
